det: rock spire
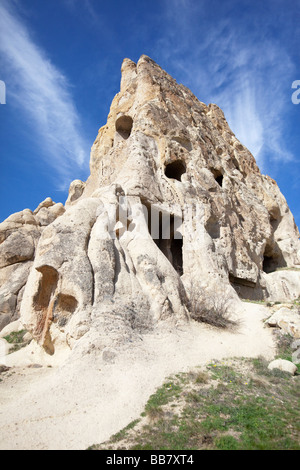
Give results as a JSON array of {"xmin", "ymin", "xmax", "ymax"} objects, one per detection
[{"xmin": 1, "ymin": 55, "xmax": 299, "ymax": 355}]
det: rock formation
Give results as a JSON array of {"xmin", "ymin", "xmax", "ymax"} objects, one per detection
[
  {"xmin": 1, "ymin": 55, "xmax": 300, "ymax": 356},
  {"xmin": 0, "ymin": 199, "xmax": 65, "ymax": 330}
]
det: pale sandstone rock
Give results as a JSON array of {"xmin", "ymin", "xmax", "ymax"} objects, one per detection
[
  {"xmin": 0, "ymin": 319, "xmax": 24, "ymax": 337},
  {"xmin": 268, "ymin": 358, "xmax": 297, "ymax": 375},
  {"xmin": 33, "ymin": 197, "xmax": 56, "ymax": 213},
  {"xmin": 266, "ymin": 307, "xmax": 300, "ymax": 338},
  {"xmin": 0, "ymin": 199, "xmax": 65, "ymax": 329},
  {"xmin": 0, "ymin": 337, "xmax": 10, "ymax": 358},
  {"xmin": 0, "ymin": 262, "xmax": 32, "ymax": 329},
  {"xmin": 65, "ymin": 180, "xmax": 86, "ymax": 206},
  {"xmin": 262, "ymin": 270, "xmax": 300, "ymax": 302},
  {"xmin": 1, "ymin": 56, "xmax": 299, "ymax": 358}
]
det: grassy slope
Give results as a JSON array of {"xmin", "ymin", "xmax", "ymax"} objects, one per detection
[{"xmin": 89, "ymin": 332, "xmax": 300, "ymax": 451}]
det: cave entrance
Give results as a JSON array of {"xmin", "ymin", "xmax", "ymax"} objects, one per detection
[
  {"xmin": 262, "ymin": 243, "xmax": 285, "ymax": 274},
  {"xmin": 115, "ymin": 115, "xmax": 133, "ymax": 140},
  {"xmin": 170, "ymin": 237, "xmax": 183, "ymax": 276},
  {"xmin": 142, "ymin": 201, "xmax": 184, "ymax": 276},
  {"xmin": 211, "ymin": 168, "xmax": 224, "ymax": 187},
  {"xmin": 164, "ymin": 160, "xmax": 186, "ymax": 181},
  {"xmin": 153, "ymin": 214, "xmax": 183, "ymax": 276},
  {"xmin": 33, "ymin": 265, "xmax": 59, "ymax": 355},
  {"xmin": 263, "ymin": 255, "xmax": 278, "ymax": 274}
]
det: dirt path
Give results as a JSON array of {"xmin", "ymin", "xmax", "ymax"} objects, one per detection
[{"xmin": 0, "ymin": 302, "xmax": 275, "ymax": 450}]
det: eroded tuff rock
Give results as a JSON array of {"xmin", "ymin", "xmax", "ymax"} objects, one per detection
[
  {"xmin": 1, "ymin": 55, "xmax": 300, "ymax": 356},
  {"xmin": 0, "ymin": 199, "xmax": 65, "ymax": 329}
]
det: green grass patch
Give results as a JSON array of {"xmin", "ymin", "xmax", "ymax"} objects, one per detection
[
  {"xmin": 91, "ymin": 354, "xmax": 300, "ymax": 451},
  {"xmin": 3, "ymin": 330, "xmax": 28, "ymax": 353},
  {"xmin": 144, "ymin": 379, "xmax": 183, "ymax": 417},
  {"xmin": 4, "ymin": 330, "xmax": 26, "ymax": 344}
]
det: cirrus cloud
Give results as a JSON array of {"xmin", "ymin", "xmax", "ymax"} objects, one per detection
[
  {"xmin": 156, "ymin": 0, "xmax": 297, "ymax": 171},
  {"xmin": 0, "ymin": 0, "xmax": 89, "ymax": 187}
]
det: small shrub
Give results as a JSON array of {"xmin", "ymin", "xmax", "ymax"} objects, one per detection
[
  {"xmin": 187, "ymin": 282, "xmax": 238, "ymax": 329},
  {"xmin": 146, "ymin": 406, "xmax": 165, "ymax": 422},
  {"xmin": 194, "ymin": 371, "xmax": 210, "ymax": 384}
]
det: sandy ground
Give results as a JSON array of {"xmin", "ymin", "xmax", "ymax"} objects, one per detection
[{"xmin": 0, "ymin": 302, "xmax": 276, "ymax": 450}]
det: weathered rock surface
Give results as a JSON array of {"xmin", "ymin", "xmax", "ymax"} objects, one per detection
[
  {"xmin": 267, "ymin": 358, "xmax": 297, "ymax": 375},
  {"xmin": 1, "ymin": 55, "xmax": 300, "ymax": 357},
  {"xmin": 265, "ymin": 306, "xmax": 300, "ymax": 338},
  {"xmin": 0, "ymin": 199, "xmax": 65, "ymax": 330}
]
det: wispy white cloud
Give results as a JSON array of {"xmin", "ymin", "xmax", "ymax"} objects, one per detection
[
  {"xmin": 0, "ymin": 0, "xmax": 89, "ymax": 187},
  {"xmin": 209, "ymin": 33, "xmax": 295, "ymax": 170},
  {"xmin": 156, "ymin": 0, "xmax": 296, "ymax": 171}
]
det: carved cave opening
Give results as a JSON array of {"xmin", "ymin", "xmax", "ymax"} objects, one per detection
[
  {"xmin": 164, "ymin": 160, "xmax": 186, "ymax": 182},
  {"xmin": 228, "ymin": 273, "xmax": 258, "ymax": 301},
  {"xmin": 169, "ymin": 237, "xmax": 183, "ymax": 276},
  {"xmin": 216, "ymin": 175, "xmax": 223, "ymax": 187},
  {"xmin": 53, "ymin": 293, "xmax": 78, "ymax": 328},
  {"xmin": 142, "ymin": 201, "xmax": 184, "ymax": 276},
  {"xmin": 262, "ymin": 243, "xmax": 286, "ymax": 274},
  {"xmin": 211, "ymin": 168, "xmax": 224, "ymax": 187},
  {"xmin": 263, "ymin": 255, "xmax": 279, "ymax": 274},
  {"xmin": 33, "ymin": 266, "xmax": 78, "ymax": 353},
  {"xmin": 115, "ymin": 115, "xmax": 133, "ymax": 140},
  {"xmin": 153, "ymin": 218, "xmax": 183, "ymax": 276},
  {"xmin": 33, "ymin": 265, "xmax": 59, "ymax": 354},
  {"xmin": 229, "ymin": 273, "xmax": 256, "ymax": 288},
  {"xmin": 34, "ymin": 266, "xmax": 58, "ymax": 316}
]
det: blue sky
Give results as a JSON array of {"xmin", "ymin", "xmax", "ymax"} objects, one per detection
[{"xmin": 0, "ymin": 0, "xmax": 299, "ymax": 230}]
